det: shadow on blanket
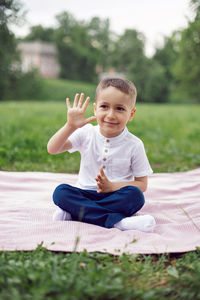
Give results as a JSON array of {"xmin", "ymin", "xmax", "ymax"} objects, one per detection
[{"xmin": 0, "ymin": 169, "xmax": 200, "ymax": 255}]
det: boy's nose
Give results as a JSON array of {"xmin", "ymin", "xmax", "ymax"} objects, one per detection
[{"xmin": 107, "ymin": 109, "xmax": 115, "ymax": 119}]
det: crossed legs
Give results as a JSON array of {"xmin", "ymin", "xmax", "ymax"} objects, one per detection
[{"xmin": 52, "ymin": 184, "xmax": 156, "ymax": 232}]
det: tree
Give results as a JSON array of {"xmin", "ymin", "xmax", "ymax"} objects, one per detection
[
  {"xmin": 172, "ymin": 0, "xmax": 200, "ymax": 102},
  {"xmin": 88, "ymin": 17, "xmax": 113, "ymax": 71},
  {"xmin": 143, "ymin": 60, "xmax": 168, "ymax": 102},
  {"xmin": 0, "ymin": 21, "xmax": 17, "ymax": 99},
  {"xmin": 0, "ymin": 0, "xmax": 22, "ymax": 99},
  {"xmin": 23, "ymin": 25, "xmax": 55, "ymax": 42},
  {"xmin": 191, "ymin": 0, "xmax": 200, "ymax": 18},
  {"xmin": 152, "ymin": 34, "xmax": 179, "ymax": 102},
  {"xmin": 0, "ymin": 0, "xmax": 23, "ymax": 26},
  {"xmin": 0, "ymin": 0, "xmax": 43, "ymax": 100},
  {"xmin": 54, "ymin": 11, "xmax": 99, "ymax": 82},
  {"xmin": 111, "ymin": 29, "xmax": 149, "ymax": 101}
]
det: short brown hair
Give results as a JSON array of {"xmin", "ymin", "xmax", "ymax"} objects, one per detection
[{"xmin": 95, "ymin": 77, "xmax": 137, "ymax": 105}]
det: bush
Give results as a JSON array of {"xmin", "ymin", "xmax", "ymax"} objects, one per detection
[
  {"xmin": 40, "ymin": 78, "xmax": 97, "ymax": 101},
  {"xmin": 4, "ymin": 69, "xmax": 44, "ymax": 100},
  {"xmin": 3, "ymin": 75, "xmax": 97, "ymax": 102}
]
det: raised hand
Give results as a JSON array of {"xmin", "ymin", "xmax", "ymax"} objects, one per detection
[{"xmin": 66, "ymin": 93, "xmax": 96, "ymax": 129}]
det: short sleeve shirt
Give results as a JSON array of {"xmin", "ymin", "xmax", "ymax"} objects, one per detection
[{"xmin": 68, "ymin": 124, "xmax": 153, "ymax": 190}]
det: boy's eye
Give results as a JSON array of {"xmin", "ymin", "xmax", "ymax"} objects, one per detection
[
  {"xmin": 117, "ymin": 107, "xmax": 125, "ymax": 111},
  {"xmin": 100, "ymin": 105, "xmax": 108, "ymax": 109}
]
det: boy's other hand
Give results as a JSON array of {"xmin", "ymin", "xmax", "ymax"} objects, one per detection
[
  {"xmin": 95, "ymin": 167, "xmax": 115, "ymax": 193},
  {"xmin": 66, "ymin": 93, "xmax": 96, "ymax": 129}
]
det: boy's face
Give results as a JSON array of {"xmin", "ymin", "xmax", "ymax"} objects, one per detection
[{"xmin": 94, "ymin": 86, "xmax": 136, "ymax": 138}]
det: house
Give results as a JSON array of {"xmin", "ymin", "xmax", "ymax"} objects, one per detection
[{"xmin": 17, "ymin": 41, "xmax": 60, "ymax": 78}]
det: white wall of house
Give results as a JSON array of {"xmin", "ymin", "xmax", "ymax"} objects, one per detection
[{"xmin": 18, "ymin": 41, "xmax": 60, "ymax": 78}]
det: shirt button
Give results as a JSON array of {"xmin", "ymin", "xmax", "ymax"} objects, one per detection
[
  {"xmin": 105, "ymin": 149, "xmax": 108, "ymax": 153},
  {"xmin": 106, "ymin": 139, "xmax": 110, "ymax": 143},
  {"xmin": 103, "ymin": 158, "xmax": 106, "ymax": 161},
  {"xmin": 103, "ymin": 165, "xmax": 106, "ymax": 169}
]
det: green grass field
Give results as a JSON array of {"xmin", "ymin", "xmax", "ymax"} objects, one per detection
[
  {"xmin": 0, "ymin": 101, "xmax": 200, "ymax": 173},
  {"xmin": 0, "ymin": 99, "xmax": 200, "ymax": 299}
]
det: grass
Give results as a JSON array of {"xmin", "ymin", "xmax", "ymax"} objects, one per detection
[
  {"xmin": 0, "ymin": 101, "xmax": 200, "ymax": 173},
  {"xmin": 1, "ymin": 99, "xmax": 200, "ymax": 299},
  {"xmin": 0, "ymin": 246, "xmax": 200, "ymax": 300}
]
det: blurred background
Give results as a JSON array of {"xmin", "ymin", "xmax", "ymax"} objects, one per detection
[
  {"xmin": 0, "ymin": 0, "xmax": 200, "ymax": 103},
  {"xmin": 0, "ymin": 0, "xmax": 200, "ymax": 173}
]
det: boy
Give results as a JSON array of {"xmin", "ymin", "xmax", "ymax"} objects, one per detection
[{"xmin": 47, "ymin": 78, "xmax": 155, "ymax": 232}]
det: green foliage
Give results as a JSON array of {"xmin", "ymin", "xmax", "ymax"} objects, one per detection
[
  {"xmin": 0, "ymin": 1, "xmax": 43, "ymax": 100},
  {"xmin": 1, "ymin": 1, "xmax": 200, "ymax": 103},
  {"xmin": 0, "ymin": 101, "xmax": 200, "ymax": 173},
  {"xmin": 154, "ymin": 35, "xmax": 179, "ymax": 82},
  {"xmin": 143, "ymin": 60, "xmax": 168, "ymax": 103},
  {"xmin": 5, "ymin": 69, "xmax": 44, "ymax": 100},
  {"xmin": 191, "ymin": 0, "xmax": 200, "ymax": 18},
  {"xmin": 153, "ymin": 34, "xmax": 179, "ymax": 102},
  {"xmin": 0, "ymin": 246, "xmax": 200, "ymax": 299},
  {"xmin": 0, "ymin": 0, "xmax": 23, "ymax": 26},
  {"xmin": 88, "ymin": 17, "xmax": 114, "ymax": 71},
  {"xmin": 54, "ymin": 12, "xmax": 99, "ymax": 83},
  {"xmin": 22, "ymin": 24, "xmax": 55, "ymax": 42},
  {"xmin": 0, "ymin": 23, "xmax": 18, "ymax": 100},
  {"xmin": 172, "ymin": 12, "xmax": 200, "ymax": 103},
  {"xmin": 110, "ymin": 29, "xmax": 176, "ymax": 103},
  {"xmin": 0, "ymin": 0, "xmax": 20, "ymax": 100},
  {"xmin": 111, "ymin": 29, "xmax": 148, "ymax": 101}
]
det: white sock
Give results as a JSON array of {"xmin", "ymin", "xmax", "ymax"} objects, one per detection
[
  {"xmin": 52, "ymin": 207, "xmax": 72, "ymax": 221},
  {"xmin": 114, "ymin": 215, "xmax": 156, "ymax": 232}
]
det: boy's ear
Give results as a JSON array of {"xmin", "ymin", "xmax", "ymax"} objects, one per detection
[
  {"xmin": 93, "ymin": 103, "xmax": 96, "ymax": 116},
  {"xmin": 129, "ymin": 108, "xmax": 136, "ymax": 121}
]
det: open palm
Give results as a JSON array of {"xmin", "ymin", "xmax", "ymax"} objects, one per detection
[{"xmin": 66, "ymin": 93, "xmax": 96, "ymax": 129}]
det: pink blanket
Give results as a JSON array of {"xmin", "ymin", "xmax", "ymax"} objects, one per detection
[{"xmin": 0, "ymin": 169, "xmax": 200, "ymax": 255}]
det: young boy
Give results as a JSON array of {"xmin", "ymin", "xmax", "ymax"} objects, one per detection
[{"xmin": 47, "ymin": 78, "xmax": 155, "ymax": 232}]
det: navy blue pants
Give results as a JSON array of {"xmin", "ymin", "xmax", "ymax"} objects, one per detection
[{"xmin": 53, "ymin": 184, "xmax": 145, "ymax": 228}]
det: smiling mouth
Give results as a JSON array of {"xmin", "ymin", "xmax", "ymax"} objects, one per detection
[{"xmin": 103, "ymin": 121, "xmax": 119, "ymax": 125}]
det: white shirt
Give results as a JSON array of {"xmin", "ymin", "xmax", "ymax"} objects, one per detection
[{"xmin": 68, "ymin": 124, "xmax": 153, "ymax": 190}]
